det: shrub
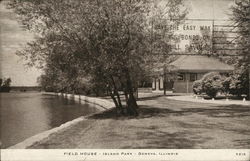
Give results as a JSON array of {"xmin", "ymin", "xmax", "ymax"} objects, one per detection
[
  {"xmin": 201, "ymin": 72, "xmax": 223, "ymax": 98},
  {"xmin": 193, "ymin": 70, "xmax": 248, "ymax": 99},
  {"xmin": 192, "ymin": 80, "xmax": 203, "ymax": 95},
  {"xmin": 221, "ymin": 76, "xmax": 231, "ymax": 94}
]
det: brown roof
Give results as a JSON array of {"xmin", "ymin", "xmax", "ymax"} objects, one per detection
[{"xmin": 169, "ymin": 55, "xmax": 234, "ymax": 72}]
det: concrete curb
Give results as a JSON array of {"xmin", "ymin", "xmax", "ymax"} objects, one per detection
[{"xmin": 8, "ymin": 92, "xmax": 114, "ymax": 149}]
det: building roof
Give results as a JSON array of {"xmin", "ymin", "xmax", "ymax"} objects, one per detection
[{"xmin": 169, "ymin": 55, "xmax": 234, "ymax": 72}]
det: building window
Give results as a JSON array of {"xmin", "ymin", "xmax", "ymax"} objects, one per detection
[
  {"xmin": 190, "ymin": 73, "xmax": 197, "ymax": 81},
  {"xmin": 139, "ymin": 81, "xmax": 152, "ymax": 88},
  {"xmin": 177, "ymin": 73, "xmax": 185, "ymax": 81}
]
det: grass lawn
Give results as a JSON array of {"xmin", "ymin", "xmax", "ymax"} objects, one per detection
[{"xmin": 29, "ymin": 96, "xmax": 250, "ymax": 149}]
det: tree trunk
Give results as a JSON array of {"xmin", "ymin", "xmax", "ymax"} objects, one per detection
[
  {"xmin": 107, "ymin": 78, "xmax": 125, "ymax": 115},
  {"xmin": 123, "ymin": 89, "xmax": 129, "ymax": 107},
  {"xmin": 110, "ymin": 76, "xmax": 123, "ymax": 109},
  {"xmin": 124, "ymin": 69, "xmax": 138, "ymax": 116},
  {"xmin": 110, "ymin": 90, "xmax": 119, "ymax": 109},
  {"xmin": 118, "ymin": 76, "xmax": 129, "ymax": 107}
]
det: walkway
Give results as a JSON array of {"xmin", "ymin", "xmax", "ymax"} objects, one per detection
[{"xmin": 166, "ymin": 95, "xmax": 250, "ymax": 106}]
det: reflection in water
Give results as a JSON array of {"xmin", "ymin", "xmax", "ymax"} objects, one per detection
[{"xmin": 0, "ymin": 93, "xmax": 100, "ymax": 148}]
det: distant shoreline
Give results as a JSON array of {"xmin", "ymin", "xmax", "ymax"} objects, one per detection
[{"xmin": 6, "ymin": 86, "xmax": 41, "ymax": 92}]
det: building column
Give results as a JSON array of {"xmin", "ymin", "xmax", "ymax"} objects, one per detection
[
  {"xmin": 155, "ymin": 79, "xmax": 159, "ymax": 91},
  {"xmin": 152, "ymin": 78, "xmax": 156, "ymax": 90},
  {"xmin": 160, "ymin": 77, "xmax": 164, "ymax": 90},
  {"xmin": 186, "ymin": 73, "xmax": 189, "ymax": 93}
]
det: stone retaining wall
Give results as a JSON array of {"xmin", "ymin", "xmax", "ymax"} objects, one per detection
[{"xmin": 43, "ymin": 92, "xmax": 115, "ymax": 110}]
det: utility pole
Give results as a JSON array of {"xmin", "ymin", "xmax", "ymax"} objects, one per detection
[
  {"xmin": 248, "ymin": 59, "xmax": 250, "ymax": 100},
  {"xmin": 211, "ymin": 20, "xmax": 214, "ymax": 55},
  {"xmin": 163, "ymin": 53, "xmax": 166, "ymax": 95},
  {"xmin": 163, "ymin": 22, "xmax": 167, "ymax": 96}
]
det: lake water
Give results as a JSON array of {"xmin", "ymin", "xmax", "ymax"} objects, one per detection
[{"xmin": 0, "ymin": 92, "xmax": 100, "ymax": 148}]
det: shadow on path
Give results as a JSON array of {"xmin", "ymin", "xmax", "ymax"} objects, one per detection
[
  {"xmin": 88, "ymin": 104, "xmax": 250, "ymax": 120},
  {"xmin": 137, "ymin": 95, "xmax": 165, "ymax": 101}
]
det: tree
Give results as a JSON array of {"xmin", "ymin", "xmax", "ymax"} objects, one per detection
[
  {"xmin": 8, "ymin": 0, "xmax": 187, "ymax": 116},
  {"xmin": 230, "ymin": 0, "xmax": 250, "ymax": 99},
  {"xmin": 224, "ymin": 69, "xmax": 249, "ymax": 97},
  {"xmin": 0, "ymin": 78, "xmax": 12, "ymax": 92},
  {"xmin": 0, "ymin": 78, "xmax": 2, "ymax": 87},
  {"xmin": 2, "ymin": 78, "xmax": 11, "ymax": 87}
]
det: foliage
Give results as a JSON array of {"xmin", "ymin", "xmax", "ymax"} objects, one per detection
[
  {"xmin": 192, "ymin": 79, "xmax": 203, "ymax": 95},
  {"xmin": 189, "ymin": 0, "xmax": 250, "ymax": 99},
  {"xmin": 1, "ymin": 78, "xmax": 11, "ymax": 87},
  {"xmin": 0, "ymin": 78, "xmax": 12, "ymax": 92},
  {"xmin": 196, "ymin": 72, "xmax": 223, "ymax": 98},
  {"xmin": 230, "ymin": 0, "xmax": 250, "ymax": 99},
  {"xmin": 8, "ymin": 0, "xmax": 187, "ymax": 115},
  {"xmin": 231, "ymin": 0, "xmax": 250, "ymax": 66},
  {"xmin": 188, "ymin": 30, "xmax": 238, "ymax": 65},
  {"xmin": 193, "ymin": 70, "xmax": 248, "ymax": 98},
  {"xmin": 187, "ymin": 30, "xmax": 212, "ymax": 55},
  {"xmin": 225, "ymin": 69, "xmax": 249, "ymax": 97}
]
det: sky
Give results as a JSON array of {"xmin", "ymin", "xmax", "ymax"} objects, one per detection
[
  {"xmin": 0, "ymin": 1, "xmax": 41, "ymax": 86},
  {"xmin": 0, "ymin": 0, "xmax": 234, "ymax": 86}
]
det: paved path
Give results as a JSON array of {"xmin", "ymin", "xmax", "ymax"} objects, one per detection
[
  {"xmin": 166, "ymin": 95, "xmax": 250, "ymax": 106},
  {"xmin": 29, "ymin": 96, "xmax": 250, "ymax": 149}
]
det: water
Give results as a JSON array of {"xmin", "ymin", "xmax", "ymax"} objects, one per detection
[{"xmin": 0, "ymin": 92, "xmax": 100, "ymax": 148}]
